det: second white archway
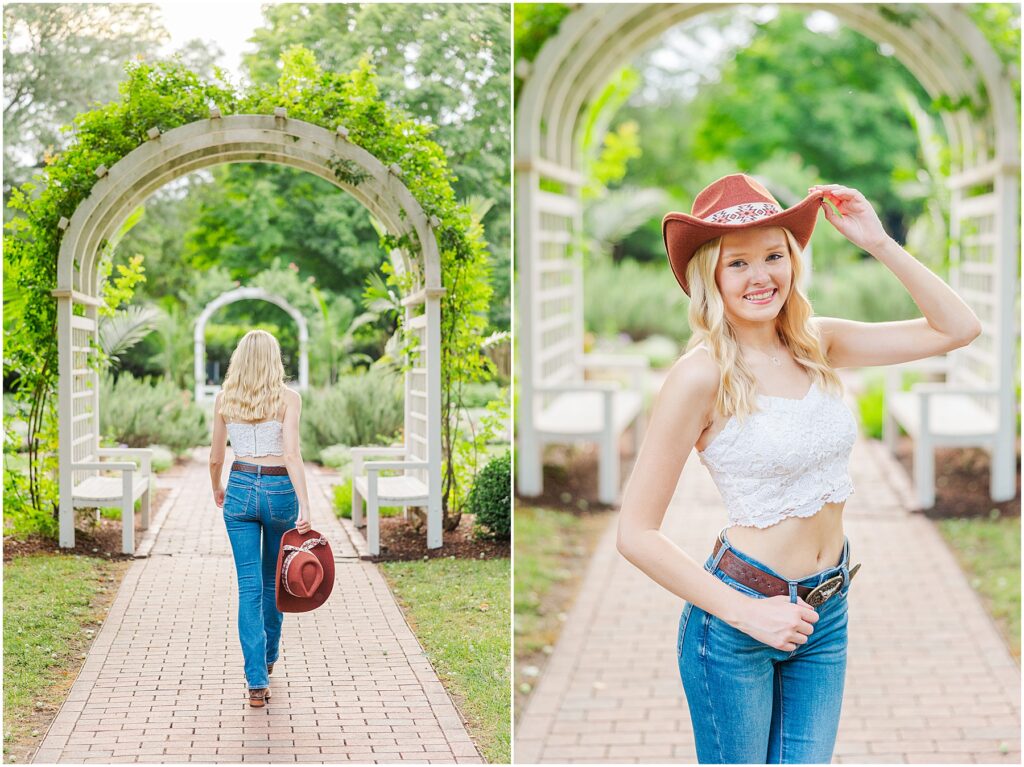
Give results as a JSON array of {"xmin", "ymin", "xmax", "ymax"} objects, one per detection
[{"xmin": 193, "ymin": 286, "xmax": 310, "ymax": 403}]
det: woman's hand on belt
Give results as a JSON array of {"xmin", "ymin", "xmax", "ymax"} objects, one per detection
[
  {"xmin": 214, "ymin": 486, "xmax": 225, "ymax": 508},
  {"xmin": 733, "ymin": 595, "xmax": 819, "ymax": 651},
  {"xmin": 295, "ymin": 511, "xmax": 312, "ymax": 535}
]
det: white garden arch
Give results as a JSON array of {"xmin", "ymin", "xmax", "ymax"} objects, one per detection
[
  {"xmin": 516, "ymin": 4, "xmax": 1020, "ymax": 504},
  {"xmin": 194, "ymin": 286, "xmax": 310, "ymax": 403},
  {"xmin": 55, "ymin": 112, "xmax": 444, "ymax": 551}
]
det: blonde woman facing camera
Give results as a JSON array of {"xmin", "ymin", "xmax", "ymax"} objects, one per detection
[
  {"xmin": 617, "ymin": 175, "xmax": 981, "ymax": 763},
  {"xmin": 209, "ymin": 330, "xmax": 313, "ymax": 708}
]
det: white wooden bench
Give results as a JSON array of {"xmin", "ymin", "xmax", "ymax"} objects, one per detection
[
  {"xmin": 351, "ymin": 446, "xmax": 428, "ymax": 557},
  {"xmin": 350, "ymin": 303, "xmax": 443, "ymax": 557},
  {"xmin": 884, "ymin": 358, "xmax": 1013, "ymax": 509},
  {"xmin": 883, "ymin": 175, "xmax": 1018, "ymax": 509},
  {"xmin": 529, "ymin": 354, "xmax": 647, "ymax": 504},
  {"xmin": 71, "ymin": 448, "xmax": 153, "ymax": 554},
  {"xmin": 517, "ymin": 173, "xmax": 648, "ymax": 504},
  {"xmin": 57, "ymin": 308, "xmax": 154, "ymax": 555}
]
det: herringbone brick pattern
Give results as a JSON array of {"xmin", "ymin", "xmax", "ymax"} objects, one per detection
[
  {"xmin": 514, "ymin": 437, "xmax": 1021, "ymax": 764},
  {"xmin": 34, "ymin": 450, "xmax": 482, "ymax": 764}
]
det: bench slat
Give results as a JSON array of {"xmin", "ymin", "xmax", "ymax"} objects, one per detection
[
  {"xmin": 889, "ymin": 391, "xmax": 998, "ymax": 440},
  {"xmin": 535, "ymin": 390, "xmax": 643, "ymax": 438},
  {"xmin": 353, "ymin": 475, "xmax": 429, "ymax": 503},
  {"xmin": 72, "ymin": 475, "xmax": 148, "ymax": 507}
]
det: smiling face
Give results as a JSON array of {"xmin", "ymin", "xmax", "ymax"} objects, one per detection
[{"xmin": 714, "ymin": 226, "xmax": 792, "ymax": 327}]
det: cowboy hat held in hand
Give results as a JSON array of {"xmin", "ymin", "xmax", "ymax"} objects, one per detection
[
  {"xmin": 276, "ymin": 528, "xmax": 335, "ymax": 613},
  {"xmin": 662, "ymin": 174, "xmax": 824, "ymax": 295}
]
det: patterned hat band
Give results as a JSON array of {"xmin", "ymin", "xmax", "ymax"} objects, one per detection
[
  {"xmin": 281, "ymin": 536, "xmax": 327, "ymax": 597},
  {"xmin": 704, "ymin": 201, "xmax": 782, "ymax": 224}
]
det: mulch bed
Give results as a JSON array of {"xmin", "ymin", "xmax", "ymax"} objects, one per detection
[
  {"xmin": 893, "ymin": 437, "xmax": 1021, "ymax": 519},
  {"xmin": 372, "ymin": 512, "xmax": 509, "ymax": 561},
  {"xmin": 515, "ymin": 444, "xmax": 626, "ymax": 514},
  {"xmin": 3, "ymin": 487, "xmax": 171, "ymax": 562}
]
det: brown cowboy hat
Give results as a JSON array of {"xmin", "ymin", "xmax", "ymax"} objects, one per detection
[
  {"xmin": 276, "ymin": 529, "xmax": 334, "ymax": 613},
  {"xmin": 662, "ymin": 174, "xmax": 824, "ymax": 295}
]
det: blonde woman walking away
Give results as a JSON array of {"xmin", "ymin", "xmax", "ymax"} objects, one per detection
[
  {"xmin": 617, "ymin": 174, "xmax": 981, "ymax": 763},
  {"xmin": 209, "ymin": 329, "xmax": 313, "ymax": 707}
]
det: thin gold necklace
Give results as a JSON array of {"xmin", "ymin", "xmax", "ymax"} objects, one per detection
[{"xmin": 743, "ymin": 340, "xmax": 785, "ymax": 367}]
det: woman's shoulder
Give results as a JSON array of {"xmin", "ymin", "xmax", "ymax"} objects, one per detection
[
  {"xmin": 662, "ymin": 344, "xmax": 720, "ymax": 406},
  {"xmin": 281, "ymin": 386, "xmax": 301, "ymax": 413}
]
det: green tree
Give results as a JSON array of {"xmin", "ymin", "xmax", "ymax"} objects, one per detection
[
  {"xmin": 244, "ymin": 3, "xmax": 510, "ymax": 330},
  {"xmin": 513, "ymin": 3, "xmax": 571, "ymax": 97},
  {"xmin": 2, "ymin": 4, "xmax": 169, "ymax": 196},
  {"xmin": 179, "ymin": 164, "xmax": 384, "ymax": 305},
  {"xmin": 690, "ymin": 11, "xmax": 930, "ymax": 232}
]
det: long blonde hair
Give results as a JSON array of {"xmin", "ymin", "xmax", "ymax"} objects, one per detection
[
  {"xmin": 683, "ymin": 227, "xmax": 842, "ymax": 421},
  {"xmin": 218, "ymin": 330, "xmax": 286, "ymax": 422}
]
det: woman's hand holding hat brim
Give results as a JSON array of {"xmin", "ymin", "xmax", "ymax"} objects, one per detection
[{"xmin": 810, "ymin": 184, "xmax": 890, "ymax": 253}]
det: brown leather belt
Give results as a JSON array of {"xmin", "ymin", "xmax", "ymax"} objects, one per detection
[
  {"xmin": 711, "ymin": 536, "xmax": 860, "ymax": 607},
  {"xmin": 231, "ymin": 462, "xmax": 289, "ymax": 476}
]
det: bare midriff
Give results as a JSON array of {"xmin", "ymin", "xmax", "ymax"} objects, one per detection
[
  {"xmin": 232, "ymin": 453, "xmax": 286, "ymax": 467},
  {"xmin": 724, "ymin": 501, "xmax": 846, "ymax": 581}
]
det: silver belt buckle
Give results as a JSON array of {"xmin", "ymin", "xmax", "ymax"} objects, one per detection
[{"xmin": 806, "ymin": 574, "xmax": 843, "ymax": 607}]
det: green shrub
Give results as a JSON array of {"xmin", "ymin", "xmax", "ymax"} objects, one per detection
[
  {"xmin": 150, "ymin": 445, "xmax": 175, "ymax": 473},
  {"xmin": 584, "ymin": 258, "xmax": 691, "ymax": 341},
  {"xmin": 3, "ymin": 464, "xmax": 58, "ymax": 539},
  {"xmin": 462, "ymin": 381, "xmax": 504, "ymax": 409},
  {"xmin": 856, "ymin": 368, "xmax": 926, "ymax": 440},
  {"xmin": 332, "ymin": 478, "xmax": 401, "ymax": 520},
  {"xmin": 469, "ymin": 451, "xmax": 511, "ymax": 540},
  {"xmin": 628, "ymin": 334, "xmax": 682, "ymax": 369},
  {"xmin": 809, "ymin": 258, "xmax": 920, "ymax": 323},
  {"xmin": 301, "ymin": 369, "xmax": 404, "ymax": 462},
  {"xmin": 99, "ymin": 373, "xmax": 207, "ymax": 453},
  {"xmin": 319, "ymin": 444, "xmax": 353, "ymax": 471},
  {"xmin": 857, "ymin": 372, "xmax": 886, "ymax": 440}
]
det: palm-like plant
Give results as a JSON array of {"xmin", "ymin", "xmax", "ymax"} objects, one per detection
[{"xmin": 97, "ymin": 304, "xmax": 161, "ymax": 369}]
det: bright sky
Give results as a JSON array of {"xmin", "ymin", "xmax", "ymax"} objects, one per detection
[{"xmin": 154, "ymin": 1, "xmax": 267, "ymax": 80}]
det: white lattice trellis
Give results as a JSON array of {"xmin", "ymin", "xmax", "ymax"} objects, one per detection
[{"xmin": 55, "ymin": 113, "xmax": 445, "ymax": 553}]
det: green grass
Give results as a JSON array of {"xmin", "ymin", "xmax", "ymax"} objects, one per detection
[
  {"xmin": 936, "ymin": 515, "xmax": 1021, "ymax": 660},
  {"xmin": 513, "ymin": 506, "xmax": 612, "ymax": 720},
  {"xmin": 3, "ymin": 554, "xmax": 129, "ymax": 761},
  {"xmin": 379, "ymin": 557, "xmax": 510, "ymax": 764},
  {"xmin": 514, "ymin": 506, "xmax": 595, "ymax": 655}
]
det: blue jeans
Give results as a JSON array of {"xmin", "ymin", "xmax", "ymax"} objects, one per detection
[
  {"xmin": 677, "ymin": 529, "xmax": 852, "ymax": 764},
  {"xmin": 222, "ymin": 464, "xmax": 299, "ymax": 688}
]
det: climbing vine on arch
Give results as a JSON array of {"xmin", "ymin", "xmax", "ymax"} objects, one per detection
[{"xmin": 4, "ymin": 47, "xmax": 494, "ymax": 526}]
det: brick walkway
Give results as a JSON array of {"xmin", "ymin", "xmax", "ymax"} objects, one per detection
[
  {"xmin": 34, "ymin": 450, "xmax": 482, "ymax": 764},
  {"xmin": 515, "ymin": 437, "xmax": 1021, "ymax": 764}
]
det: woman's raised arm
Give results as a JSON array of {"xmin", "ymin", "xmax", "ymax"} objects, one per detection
[{"xmin": 810, "ymin": 183, "xmax": 982, "ymax": 368}]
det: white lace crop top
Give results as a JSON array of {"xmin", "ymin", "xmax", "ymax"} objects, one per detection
[
  {"xmin": 226, "ymin": 421, "xmax": 284, "ymax": 457},
  {"xmin": 697, "ymin": 381, "xmax": 857, "ymax": 528}
]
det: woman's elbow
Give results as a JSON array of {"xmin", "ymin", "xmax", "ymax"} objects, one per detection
[
  {"xmin": 952, "ymin": 319, "xmax": 983, "ymax": 349},
  {"xmin": 616, "ymin": 524, "xmax": 644, "ymax": 563}
]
